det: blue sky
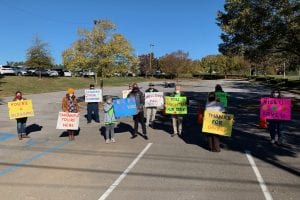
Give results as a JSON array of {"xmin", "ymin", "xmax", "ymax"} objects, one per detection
[{"xmin": 0, "ymin": 0, "xmax": 225, "ymax": 64}]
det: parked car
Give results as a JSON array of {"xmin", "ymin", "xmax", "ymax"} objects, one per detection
[
  {"xmin": 63, "ymin": 70, "xmax": 72, "ymax": 77},
  {"xmin": 27, "ymin": 67, "xmax": 37, "ymax": 76},
  {"xmin": 82, "ymin": 70, "xmax": 95, "ymax": 77},
  {"xmin": 35, "ymin": 69, "xmax": 59, "ymax": 77},
  {"xmin": 13, "ymin": 66, "xmax": 29, "ymax": 76},
  {"xmin": 0, "ymin": 65, "xmax": 15, "ymax": 75}
]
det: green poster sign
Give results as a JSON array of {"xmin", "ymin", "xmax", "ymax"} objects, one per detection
[
  {"xmin": 165, "ymin": 96, "xmax": 187, "ymax": 114},
  {"xmin": 215, "ymin": 92, "xmax": 228, "ymax": 107}
]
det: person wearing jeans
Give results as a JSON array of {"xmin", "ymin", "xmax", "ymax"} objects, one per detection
[{"xmin": 13, "ymin": 91, "xmax": 30, "ymax": 140}]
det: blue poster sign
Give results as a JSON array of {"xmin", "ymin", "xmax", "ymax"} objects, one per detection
[{"xmin": 113, "ymin": 98, "xmax": 137, "ymax": 117}]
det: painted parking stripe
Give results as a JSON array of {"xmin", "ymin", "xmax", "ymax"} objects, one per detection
[
  {"xmin": 0, "ymin": 141, "xmax": 69, "ymax": 176},
  {"xmin": 0, "ymin": 132, "xmax": 16, "ymax": 142},
  {"xmin": 99, "ymin": 143, "xmax": 153, "ymax": 200},
  {"xmin": 245, "ymin": 151, "xmax": 273, "ymax": 200}
]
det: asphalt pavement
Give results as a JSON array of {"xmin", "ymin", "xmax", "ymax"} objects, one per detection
[{"xmin": 0, "ymin": 79, "xmax": 299, "ymax": 200}]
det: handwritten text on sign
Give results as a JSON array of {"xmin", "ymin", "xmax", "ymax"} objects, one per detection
[
  {"xmin": 145, "ymin": 92, "xmax": 164, "ymax": 107},
  {"xmin": 165, "ymin": 96, "xmax": 187, "ymax": 114},
  {"xmin": 85, "ymin": 89, "xmax": 103, "ymax": 102},
  {"xmin": 113, "ymin": 98, "xmax": 137, "ymax": 117},
  {"xmin": 8, "ymin": 100, "xmax": 34, "ymax": 119},
  {"xmin": 260, "ymin": 98, "xmax": 291, "ymax": 120},
  {"xmin": 56, "ymin": 112, "xmax": 80, "ymax": 130},
  {"xmin": 202, "ymin": 111, "xmax": 234, "ymax": 137}
]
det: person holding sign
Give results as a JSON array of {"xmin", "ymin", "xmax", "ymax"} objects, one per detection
[
  {"xmin": 86, "ymin": 84, "xmax": 100, "ymax": 123},
  {"xmin": 268, "ymin": 89, "xmax": 285, "ymax": 145},
  {"xmin": 103, "ymin": 96, "xmax": 118, "ymax": 144},
  {"xmin": 205, "ymin": 92, "xmax": 225, "ymax": 152},
  {"xmin": 62, "ymin": 88, "xmax": 80, "ymax": 141},
  {"xmin": 145, "ymin": 82, "xmax": 159, "ymax": 127},
  {"xmin": 13, "ymin": 91, "xmax": 30, "ymax": 140},
  {"xmin": 127, "ymin": 83, "xmax": 148, "ymax": 139},
  {"xmin": 170, "ymin": 85, "xmax": 186, "ymax": 137}
]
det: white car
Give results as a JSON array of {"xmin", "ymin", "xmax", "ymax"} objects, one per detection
[
  {"xmin": 0, "ymin": 65, "xmax": 15, "ymax": 75},
  {"xmin": 63, "ymin": 70, "xmax": 72, "ymax": 77}
]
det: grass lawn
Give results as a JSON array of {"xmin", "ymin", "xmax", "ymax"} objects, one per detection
[{"xmin": 0, "ymin": 76, "xmax": 147, "ymax": 97}]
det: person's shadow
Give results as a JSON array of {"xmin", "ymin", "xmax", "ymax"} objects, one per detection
[
  {"xmin": 26, "ymin": 123, "xmax": 43, "ymax": 135},
  {"xmin": 99, "ymin": 122, "xmax": 135, "ymax": 139},
  {"xmin": 59, "ymin": 128, "xmax": 81, "ymax": 137}
]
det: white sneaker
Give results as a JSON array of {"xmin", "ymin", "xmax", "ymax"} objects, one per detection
[
  {"xmin": 111, "ymin": 138, "xmax": 116, "ymax": 143},
  {"xmin": 105, "ymin": 139, "xmax": 110, "ymax": 144}
]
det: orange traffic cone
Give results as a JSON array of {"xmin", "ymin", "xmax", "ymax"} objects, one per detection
[{"xmin": 259, "ymin": 118, "xmax": 267, "ymax": 129}]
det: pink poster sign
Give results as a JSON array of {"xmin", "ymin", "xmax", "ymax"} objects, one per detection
[{"xmin": 260, "ymin": 98, "xmax": 291, "ymax": 120}]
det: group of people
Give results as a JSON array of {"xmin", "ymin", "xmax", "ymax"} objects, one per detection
[{"xmin": 12, "ymin": 82, "xmax": 286, "ymax": 152}]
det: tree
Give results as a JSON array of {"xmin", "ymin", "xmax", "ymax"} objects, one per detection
[
  {"xmin": 159, "ymin": 50, "xmax": 192, "ymax": 79},
  {"xmin": 26, "ymin": 35, "xmax": 53, "ymax": 69},
  {"xmin": 217, "ymin": 0, "xmax": 300, "ymax": 65},
  {"xmin": 62, "ymin": 19, "xmax": 137, "ymax": 77}
]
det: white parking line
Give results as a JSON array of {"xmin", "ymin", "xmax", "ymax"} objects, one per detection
[
  {"xmin": 245, "ymin": 151, "xmax": 273, "ymax": 200},
  {"xmin": 98, "ymin": 143, "xmax": 153, "ymax": 200}
]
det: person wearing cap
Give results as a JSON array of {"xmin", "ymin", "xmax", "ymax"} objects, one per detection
[
  {"xmin": 62, "ymin": 88, "xmax": 79, "ymax": 141},
  {"xmin": 87, "ymin": 84, "xmax": 100, "ymax": 123},
  {"xmin": 127, "ymin": 82, "xmax": 148, "ymax": 139},
  {"xmin": 145, "ymin": 82, "xmax": 159, "ymax": 127},
  {"xmin": 170, "ymin": 85, "xmax": 186, "ymax": 137}
]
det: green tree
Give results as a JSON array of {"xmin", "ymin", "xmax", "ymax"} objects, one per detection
[
  {"xmin": 217, "ymin": 0, "xmax": 300, "ymax": 65},
  {"xmin": 62, "ymin": 19, "xmax": 137, "ymax": 77},
  {"xmin": 26, "ymin": 36, "xmax": 54, "ymax": 69}
]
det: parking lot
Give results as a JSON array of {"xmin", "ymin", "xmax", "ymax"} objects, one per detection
[{"xmin": 0, "ymin": 80, "xmax": 299, "ymax": 200}]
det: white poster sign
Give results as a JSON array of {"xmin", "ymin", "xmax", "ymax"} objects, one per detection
[
  {"xmin": 85, "ymin": 89, "xmax": 102, "ymax": 102},
  {"xmin": 122, "ymin": 90, "xmax": 131, "ymax": 98},
  {"xmin": 145, "ymin": 92, "xmax": 164, "ymax": 107},
  {"xmin": 56, "ymin": 112, "xmax": 80, "ymax": 130}
]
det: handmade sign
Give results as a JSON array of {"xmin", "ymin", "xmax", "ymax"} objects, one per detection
[
  {"xmin": 260, "ymin": 97, "xmax": 291, "ymax": 120},
  {"xmin": 56, "ymin": 112, "xmax": 80, "ymax": 130},
  {"xmin": 85, "ymin": 89, "xmax": 102, "ymax": 102},
  {"xmin": 8, "ymin": 100, "xmax": 34, "ymax": 119},
  {"xmin": 215, "ymin": 92, "xmax": 228, "ymax": 107},
  {"xmin": 165, "ymin": 96, "xmax": 187, "ymax": 114},
  {"xmin": 202, "ymin": 111, "xmax": 234, "ymax": 137},
  {"xmin": 122, "ymin": 90, "xmax": 131, "ymax": 98},
  {"xmin": 145, "ymin": 92, "xmax": 164, "ymax": 107},
  {"xmin": 113, "ymin": 98, "xmax": 137, "ymax": 117}
]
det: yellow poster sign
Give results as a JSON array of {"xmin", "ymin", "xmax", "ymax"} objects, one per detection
[
  {"xmin": 202, "ymin": 111, "xmax": 233, "ymax": 137},
  {"xmin": 8, "ymin": 100, "xmax": 34, "ymax": 119}
]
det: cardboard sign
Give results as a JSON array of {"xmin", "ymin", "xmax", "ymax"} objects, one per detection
[
  {"xmin": 260, "ymin": 97, "xmax": 291, "ymax": 120},
  {"xmin": 202, "ymin": 111, "xmax": 233, "ymax": 137},
  {"xmin": 85, "ymin": 89, "xmax": 102, "ymax": 102},
  {"xmin": 145, "ymin": 92, "xmax": 164, "ymax": 107},
  {"xmin": 215, "ymin": 92, "xmax": 228, "ymax": 107},
  {"xmin": 56, "ymin": 112, "xmax": 80, "ymax": 130},
  {"xmin": 165, "ymin": 96, "xmax": 187, "ymax": 114},
  {"xmin": 113, "ymin": 98, "xmax": 137, "ymax": 117},
  {"xmin": 122, "ymin": 90, "xmax": 131, "ymax": 98},
  {"xmin": 8, "ymin": 100, "xmax": 34, "ymax": 119}
]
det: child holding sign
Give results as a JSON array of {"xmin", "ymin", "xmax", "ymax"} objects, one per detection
[
  {"xmin": 268, "ymin": 89, "xmax": 284, "ymax": 145},
  {"xmin": 103, "ymin": 96, "xmax": 118, "ymax": 143},
  {"xmin": 13, "ymin": 91, "xmax": 30, "ymax": 140}
]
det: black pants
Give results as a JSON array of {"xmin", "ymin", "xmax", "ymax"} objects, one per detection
[
  {"xmin": 87, "ymin": 103, "xmax": 99, "ymax": 122},
  {"xmin": 207, "ymin": 134, "xmax": 220, "ymax": 152},
  {"xmin": 133, "ymin": 111, "xmax": 147, "ymax": 135}
]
